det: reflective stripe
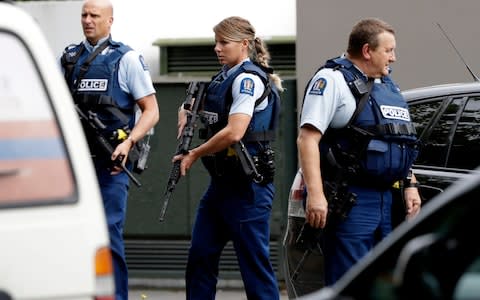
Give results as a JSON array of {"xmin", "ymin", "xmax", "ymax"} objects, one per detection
[{"xmin": 0, "ymin": 138, "xmax": 65, "ymax": 159}]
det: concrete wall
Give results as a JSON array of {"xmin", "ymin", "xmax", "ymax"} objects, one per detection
[{"xmin": 296, "ymin": 0, "xmax": 480, "ymax": 107}]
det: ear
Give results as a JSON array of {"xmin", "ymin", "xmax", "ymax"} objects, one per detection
[
  {"xmin": 241, "ymin": 38, "xmax": 249, "ymax": 48},
  {"xmin": 362, "ymin": 43, "xmax": 371, "ymax": 60},
  {"xmin": 109, "ymin": 16, "xmax": 114, "ymax": 26}
]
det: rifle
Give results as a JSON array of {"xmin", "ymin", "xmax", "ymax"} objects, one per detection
[
  {"xmin": 289, "ymin": 150, "xmax": 356, "ymax": 284},
  {"xmin": 74, "ymin": 105, "xmax": 142, "ymax": 187},
  {"xmin": 324, "ymin": 148, "xmax": 356, "ymax": 221},
  {"xmin": 159, "ymin": 82, "xmax": 208, "ymax": 222}
]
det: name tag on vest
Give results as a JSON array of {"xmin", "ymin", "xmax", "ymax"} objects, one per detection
[
  {"xmin": 77, "ymin": 79, "xmax": 108, "ymax": 91},
  {"xmin": 380, "ymin": 105, "xmax": 410, "ymax": 121}
]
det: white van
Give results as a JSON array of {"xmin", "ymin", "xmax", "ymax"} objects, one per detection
[{"xmin": 0, "ymin": 2, "xmax": 114, "ymax": 299}]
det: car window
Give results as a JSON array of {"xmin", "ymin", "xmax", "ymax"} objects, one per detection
[
  {"xmin": 410, "ymin": 97, "xmax": 455, "ymax": 167},
  {"xmin": 409, "ymin": 98, "xmax": 445, "ymax": 138},
  {"xmin": 0, "ymin": 31, "xmax": 75, "ymax": 207},
  {"xmin": 448, "ymin": 96, "xmax": 480, "ymax": 170}
]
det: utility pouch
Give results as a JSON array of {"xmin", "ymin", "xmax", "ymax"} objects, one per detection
[
  {"xmin": 253, "ymin": 146, "xmax": 276, "ymax": 185},
  {"xmin": 362, "ymin": 139, "xmax": 419, "ymax": 184}
]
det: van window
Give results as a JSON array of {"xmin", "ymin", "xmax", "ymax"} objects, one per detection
[{"xmin": 0, "ymin": 31, "xmax": 74, "ymax": 207}]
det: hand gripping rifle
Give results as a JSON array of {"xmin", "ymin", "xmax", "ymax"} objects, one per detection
[
  {"xmin": 74, "ymin": 105, "xmax": 142, "ymax": 187},
  {"xmin": 159, "ymin": 82, "xmax": 208, "ymax": 222}
]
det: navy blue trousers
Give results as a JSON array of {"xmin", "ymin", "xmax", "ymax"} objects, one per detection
[
  {"xmin": 186, "ymin": 177, "xmax": 279, "ymax": 300},
  {"xmin": 323, "ymin": 185, "xmax": 392, "ymax": 286},
  {"xmin": 97, "ymin": 167, "xmax": 129, "ymax": 300}
]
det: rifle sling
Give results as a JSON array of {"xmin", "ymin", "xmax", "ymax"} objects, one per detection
[
  {"xmin": 70, "ymin": 39, "xmax": 133, "ymax": 126},
  {"xmin": 75, "ymin": 39, "xmax": 111, "ymax": 90}
]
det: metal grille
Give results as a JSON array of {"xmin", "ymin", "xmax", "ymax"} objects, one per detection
[
  {"xmin": 125, "ymin": 238, "xmax": 281, "ymax": 279},
  {"xmin": 164, "ymin": 43, "xmax": 295, "ymax": 75}
]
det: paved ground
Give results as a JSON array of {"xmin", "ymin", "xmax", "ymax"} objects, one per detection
[
  {"xmin": 129, "ymin": 287, "xmax": 289, "ymax": 300},
  {"xmin": 128, "ymin": 278, "xmax": 288, "ymax": 300},
  {"xmin": 128, "ymin": 278, "xmax": 289, "ymax": 299}
]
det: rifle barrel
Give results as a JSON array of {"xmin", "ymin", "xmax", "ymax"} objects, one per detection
[
  {"xmin": 159, "ymin": 160, "xmax": 181, "ymax": 221},
  {"xmin": 159, "ymin": 81, "xmax": 208, "ymax": 222}
]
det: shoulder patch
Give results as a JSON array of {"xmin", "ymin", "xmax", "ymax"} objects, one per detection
[
  {"xmin": 309, "ymin": 77, "xmax": 327, "ymax": 95},
  {"xmin": 65, "ymin": 44, "xmax": 77, "ymax": 51},
  {"xmin": 139, "ymin": 55, "xmax": 149, "ymax": 71},
  {"xmin": 239, "ymin": 78, "xmax": 255, "ymax": 96},
  {"xmin": 64, "ymin": 44, "xmax": 81, "ymax": 57}
]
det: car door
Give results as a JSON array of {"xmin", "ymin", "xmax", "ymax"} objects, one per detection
[
  {"xmin": 299, "ymin": 168, "xmax": 480, "ymax": 300},
  {"xmin": 409, "ymin": 94, "xmax": 480, "ymax": 202}
]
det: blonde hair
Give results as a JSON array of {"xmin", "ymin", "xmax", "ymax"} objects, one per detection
[{"xmin": 213, "ymin": 16, "xmax": 284, "ymax": 92}]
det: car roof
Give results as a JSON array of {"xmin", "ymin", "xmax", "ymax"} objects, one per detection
[{"xmin": 402, "ymin": 81, "xmax": 480, "ymax": 101}]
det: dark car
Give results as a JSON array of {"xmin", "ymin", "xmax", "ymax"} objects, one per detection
[
  {"xmin": 298, "ymin": 165, "xmax": 480, "ymax": 300},
  {"xmin": 282, "ymin": 82, "xmax": 480, "ymax": 298}
]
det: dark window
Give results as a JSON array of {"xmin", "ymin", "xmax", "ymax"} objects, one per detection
[
  {"xmin": 448, "ymin": 97, "xmax": 480, "ymax": 169},
  {"xmin": 410, "ymin": 98, "xmax": 450, "ymax": 166},
  {"xmin": 410, "ymin": 98, "xmax": 444, "ymax": 137}
]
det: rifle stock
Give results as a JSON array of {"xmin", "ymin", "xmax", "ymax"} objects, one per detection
[
  {"xmin": 74, "ymin": 105, "xmax": 142, "ymax": 187},
  {"xmin": 159, "ymin": 81, "xmax": 208, "ymax": 222}
]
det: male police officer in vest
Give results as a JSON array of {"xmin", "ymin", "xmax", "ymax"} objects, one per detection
[
  {"xmin": 297, "ymin": 18, "xmax": 422, "ymax": 286},
  {"xmin": 60, "ymin": 1, "xmax": 159, "ymax": 299}
]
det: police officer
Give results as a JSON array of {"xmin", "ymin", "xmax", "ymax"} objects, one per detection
[
  {"xmin": 175, "ymin": 16, "xmax": 283, "ymax": 300},
  {"xmin": 297, "ymin": 18, "xmax": 422, "ymax": 286},
  {"xmin": 60, "ymin": 1, "xmax": 159, "ymax": 299}
]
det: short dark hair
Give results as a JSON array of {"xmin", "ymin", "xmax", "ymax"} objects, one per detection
[{"xmin": 347, "ymin": 18, "xmax": 395, "ymax": 58}]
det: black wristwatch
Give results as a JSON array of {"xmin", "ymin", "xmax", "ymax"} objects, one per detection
[
  {"xmin": 404, "ymin": 168, "xmax": 419, "ymax": 188},
  {"xmin": 406, "ymin": 181, "xmax": 420, "ymax": 188}
]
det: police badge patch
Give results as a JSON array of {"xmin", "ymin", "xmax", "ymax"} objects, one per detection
[
  {"xmin": 240, "ymin": 78, "xmax": 255, "ymax": 96},
  {"xmin": 309, "ymin": 77, "xmax": 327, "ymax": 95}
]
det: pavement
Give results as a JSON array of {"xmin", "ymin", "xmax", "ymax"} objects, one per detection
[
  {"xmin": 129, "ymin": 288, "xmax": 289, "ymax": 300},
  {"xmin": 128, "ymin": 279, "xmax": 289, "ymax": 299}
]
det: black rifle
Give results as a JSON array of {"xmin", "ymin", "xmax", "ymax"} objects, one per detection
[
  {"xmin": 159, "ymin": 82, "xmax": 208, "ymax": 222},
  {"xmin": 289, "ymin": 150, "xmax": 357, "ymax": 283},
  {"xmin": 324, "ymin": 148, "xmax": 357, "ymax": 221},
  {"xmin": 74, "ymin": 105, "xmax": 141, "ymax": 187}
]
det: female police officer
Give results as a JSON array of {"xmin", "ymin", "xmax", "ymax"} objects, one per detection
[{"xmin": 174, "ymin": 16, "xmax": 283, "ymax": 300}]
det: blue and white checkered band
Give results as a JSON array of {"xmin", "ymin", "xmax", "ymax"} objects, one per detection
[
  {"xmin": 380, "ymin": 105, "xmax": 411, "ymax": 121},
  {"xmin": 309, "ymin": 77, "xmax": 327, "ymax": 95},
  {"xmin": 139, "ymin": 55, "xmax": 149, "ymax": 71},
  {"xmin": 240, "ymin": 78, "xmax": 255, "ymax": 96}
]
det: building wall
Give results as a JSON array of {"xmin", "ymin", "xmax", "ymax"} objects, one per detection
[
  {"xmin": 18, "ymin": 0, "xmax": 296, "ymax": 78},
  {"xmin": 296, "ymin": 0, "xmax": 480, "ymax": 108}
]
